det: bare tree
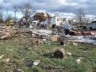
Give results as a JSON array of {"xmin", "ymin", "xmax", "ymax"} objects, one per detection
[
  {"xmin": 21, "ymin": 3, "xmax": 32, "ymax": 22},
  {"xmin": 0, "ymin": 5, "xmax": 3, "ymax": 19},
  {"xmin": 13, "ymin": 5, "xmax": 19, "ymax": 24},
  {"xmin": 0, "ymin": 5, "xmax": 4, "ymax": 23},
  {"xmin": 5, "ymin": 14, "xmax": 12, "ymax": 22},
  {"xmin": 4, "ymin": 8, "xmax": 9, "ymax": 21},
  {"xmin": 76, "ymin": 8, "xmax": 88, "ymax": 31},
  {"xmin": 17, "ymin": 3, "xmax": 32, "ymax": 28}
]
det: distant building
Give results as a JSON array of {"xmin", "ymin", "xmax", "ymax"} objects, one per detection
[
  {"xmin": 87, "ymin": 21, "xmax": 96, "ymax": 30},
  {"xmin": 85, "ymin": 17, "xmax": 96, "ymax": 30}
]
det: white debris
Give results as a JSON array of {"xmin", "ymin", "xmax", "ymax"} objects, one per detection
[
  {"xmin": 9, "ymin": 49, "xmax": 13, "ymax": 52},
  {"xmin": 43, "ymin": 39, "xmax": 47, "ymax": 43},
  {"xmin": 63, "ymin": 43, "xmax": 66, "ymax": 46},
  {"xmin": 3, "ymin": 58, "xmax": 10, "ymax": 63},
  {"xmin": 33, "ymin": 60, "xmax": 40, "ymax": 66},
  {"xmin": 66, "ymin": 52, "xmax": 72, "ymax": 56},
  {"xmin": 29, "ymin": 25, "xmax": 33, "ymax": 29},
  {"xmin": 32, "ymin": 34, "xmax": 35, "ymax": 37},
  {"xmin": 17, "ymin": 69, "xmax": 24, "ymax": 72},
  {"xmin": 76, "ymin": 58, "xmax": 81, "ymax": 64},
  {"xmin": 65, "ymin": 34, "xmax": 71, "ymax": 38},
  {"xmin": 32, "ymin": 29, "xmax": 52, "ymax": 36},
  {"xmin": 68, "ymin": 36, "xmax": 96, "ymax": 46},
  {"xmin": 0, "ymin": 55, "xmax": 4, "ymax": 59}
]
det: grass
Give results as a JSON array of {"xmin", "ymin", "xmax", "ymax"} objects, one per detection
[{"xmin": 0, "ymin": 34, "xmax": 96, "ymax": 72}]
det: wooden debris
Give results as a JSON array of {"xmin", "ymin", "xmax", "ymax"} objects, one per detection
[
  {"xmin": 0, "ymin": 55, "xmax": 4, "ymax": 59},
  {"xmin": 0, "ymin": 26, "xmax": 16, "ymax": 40},
  {"xmin": 1, "ymin": 32, "xmax": 12, "ymax": 40},
  {"xmin": 3, "ymin": 58, "xmax": 10, "ymax": 63},
  {"xmin": 33, "ymin": 39, "xmax": 42, "ymax": 48},
  {"xmin": 53, "ymin": 48, "xmax": 65, "ymax": 59},
  {"xmin": 51, "ymin": 35, "xmax": 60, "ymax": 42}
]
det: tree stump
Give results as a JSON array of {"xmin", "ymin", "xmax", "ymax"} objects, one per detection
[{"xmin": 53, "ymin": 48, "xmax": 65, "ymax": 59}]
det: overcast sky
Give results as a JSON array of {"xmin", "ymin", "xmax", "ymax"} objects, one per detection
[{"xmin": 0, "ymin": 0, "xmax": 96, "ymax": 19}]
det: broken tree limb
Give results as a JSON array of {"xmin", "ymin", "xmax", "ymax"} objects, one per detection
[{"xmin": 53, "ymin": 48, "xmax": 65, "ymax": 59}]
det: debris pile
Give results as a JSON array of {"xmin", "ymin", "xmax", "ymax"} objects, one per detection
[{"xmin": 0, "ymin": 26, "xmax": 16, "ymax": 40}]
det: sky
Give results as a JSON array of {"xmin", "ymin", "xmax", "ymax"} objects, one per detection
[{"xmin": 0, "ymin": 0, "xmax": 96, "ymax": 19}]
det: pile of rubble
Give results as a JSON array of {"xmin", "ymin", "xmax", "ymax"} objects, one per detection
[
  {"xmin": 0, "ymin": 26, "xmax": 16, "ymax": 40},
  {"xmin": 0, "ymin": 26, "xmax": 96, "ymax": 46}
]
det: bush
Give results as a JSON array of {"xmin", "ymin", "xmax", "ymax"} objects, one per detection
[{"xmin": 0, "ymin": 18, "xmax": 4, "ymax": 23}]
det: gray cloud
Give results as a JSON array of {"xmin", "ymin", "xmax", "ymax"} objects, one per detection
[{"xmin": 0, "ymin": 0, "xmax": 96, "ymax": 17}]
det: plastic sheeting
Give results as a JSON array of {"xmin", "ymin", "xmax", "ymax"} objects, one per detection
[{"xmin": 68, "ymin": 36, "xmax": 96, "ymax": 46}]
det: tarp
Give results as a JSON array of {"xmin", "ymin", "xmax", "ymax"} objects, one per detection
[
  {"xmin": 68, "ymin": 36, "xmax": 96, "ymax": 46},
  {"xmin": 32, "ymin": 29, "xmax": 52, "ymax": 36}
]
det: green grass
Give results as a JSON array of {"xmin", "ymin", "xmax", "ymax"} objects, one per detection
[{"xmin": 0, "ymin": 35, "xmax": 96, "ymax": 72}]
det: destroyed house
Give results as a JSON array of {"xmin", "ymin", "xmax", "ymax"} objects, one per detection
[
  {"xmin": 33, "ymin": 13, "xmax": 51, "ymax": 22},
  {"xmin": 87, "ymin": 21, "xmax": 96, "ymax": 30}
]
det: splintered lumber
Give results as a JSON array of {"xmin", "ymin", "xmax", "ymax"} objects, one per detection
[
  {"xmin": 0, "ymin": 26, "xmax": 16, "ymax": 40},
  {"xmin": 51, "ymin": 35, "xmax": 60, "ymax": 42}
]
